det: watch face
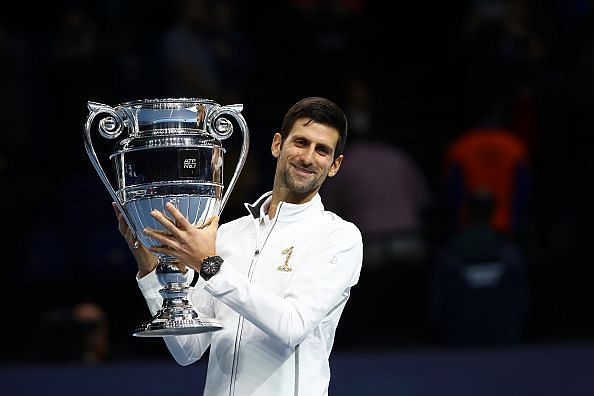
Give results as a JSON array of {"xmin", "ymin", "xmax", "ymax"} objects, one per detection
[
  {"xmin": 201, "ymin": 256, "xmax": 223, "ymax": 279},
  {"xmin": 205, "ymin": 261, "xmax": 217, "ymax": 274}
]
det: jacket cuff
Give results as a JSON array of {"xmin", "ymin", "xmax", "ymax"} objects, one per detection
[
  {"xmin": 137, "ymin": 270, "xmax": 162, "ymax": 298},
  {"xmin": 203, "ymin": 262, "xmax": 240, "ymax": 295}
]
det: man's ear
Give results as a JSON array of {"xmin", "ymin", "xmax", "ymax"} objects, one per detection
[
  {"xmin": 271, "ymin": 133, "xmax": 282, "ymax": 158},
  {"xmin": 328, "ymin": 154, "xmax": 344, "ymax": 177}
]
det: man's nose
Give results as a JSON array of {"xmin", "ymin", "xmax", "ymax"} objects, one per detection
[{"xmin": 299, "ymin": 146, "xmax": 315, "ymax": 164}]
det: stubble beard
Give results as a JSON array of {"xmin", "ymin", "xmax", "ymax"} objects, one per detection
[{"xmin": 280, "ymin": 163, "xmax": 326, "ymax": 196}]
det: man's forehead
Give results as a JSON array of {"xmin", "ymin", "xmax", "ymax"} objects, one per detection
[{"xmin": 287, "ymin": 118, "xmax": 339, "ymax": 146}]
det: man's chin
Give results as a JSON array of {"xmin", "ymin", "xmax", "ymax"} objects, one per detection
[
  {"xmin": 286, "ymin": 179, "xmax": 316, "ymax": 195},
  {"xmin": 283, "ymin": 169, "xmax": 321, "ymax": 195}
]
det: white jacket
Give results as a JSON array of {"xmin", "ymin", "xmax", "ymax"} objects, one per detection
[{"xmin": 138, "ymin": 192, "xmax": 363, "ymax": 395}]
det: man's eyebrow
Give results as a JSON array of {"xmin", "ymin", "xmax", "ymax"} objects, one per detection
[{"xmin": 290, "ymin": 134, "xmax": 334, "ymax": 152}]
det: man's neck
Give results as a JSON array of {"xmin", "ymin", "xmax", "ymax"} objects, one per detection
[{"xmin": 268, "ymin": 188, "xmax": 318, "ymax": 219}]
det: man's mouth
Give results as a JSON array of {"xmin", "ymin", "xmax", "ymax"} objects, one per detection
[{"xmin": 291, "ymin": 164, "xmax": 315, "ymax": 176}]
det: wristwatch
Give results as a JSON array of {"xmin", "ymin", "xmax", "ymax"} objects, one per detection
[{"xmin": 200, "ymin": 255, "xmax": 224, "ymax": 281}]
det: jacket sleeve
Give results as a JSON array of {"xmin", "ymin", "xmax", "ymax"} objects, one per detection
[
  {"xmin": 203, "ymin": 222, "xmax": 363, "ymax": 347},
  {"xmin": 137, "ymin": 270, "xmax": 214, "ymax": 366}
]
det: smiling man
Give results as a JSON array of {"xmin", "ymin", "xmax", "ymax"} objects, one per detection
[{"xmin": 115, "ymin": 97, "xmax": 363, "ymax": 396}]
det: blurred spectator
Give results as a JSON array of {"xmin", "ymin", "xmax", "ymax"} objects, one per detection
[
  {"xmin": 463, "ymin": 0, "xmax": 547, "ymax": 99},
  {"xmin": 322, "ymin": 78, "xmax": 432, "ymax": 347},
  {"xmin": 428, "ymin": 189, "xmax": 530, "ymax": 346},
  {"xmin": 323, "ymin": 78, "xmax": 432, "ymax": 269},
  {"xmin": 283, "ymin": 0, "xmax": 367, "ymax": 97},
  {"xmin": 443, "ymin": 105, "xmax": 531, "ymax": 238},
  {"xmin": 31, "ymin": 302, "xmax": 110, "ymax": 365},
  {"xmin": 160, "ymin": 0, "xmax": 252, "ymax": 102},
  {"xmin": 465, "ymin": 0, "xmax": 546, "ymax": 64},
  {"xmin": 72, "ymin": 302, "xmax": 110, "ymax": 365},
  {"xmin": 462, "ymin": 0, "xmax": 548, "ymax": 155}
]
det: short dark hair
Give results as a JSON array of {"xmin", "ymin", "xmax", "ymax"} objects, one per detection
[{"xmin": 279, "ymin": 97, "xmax": 348, "ymax": 159}]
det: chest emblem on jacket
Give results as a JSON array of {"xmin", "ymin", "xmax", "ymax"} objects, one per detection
[{"xmin": 277, "ymin": 246, "xmax": 294, "ymax": 272}]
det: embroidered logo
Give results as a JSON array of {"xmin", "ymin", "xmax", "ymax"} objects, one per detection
[{"xmin": 278, "ymin": 246, "xmax": 294, "ymax": 272}]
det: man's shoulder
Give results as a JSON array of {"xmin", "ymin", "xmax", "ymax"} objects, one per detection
[
  {"xmin": 219, "ymin": 213, "xmax": 253, "ymax": 233},
  {"xmin": 319, "ymin": 210, "xmax": 362, "ymax": 240},
  {"xmin": 320, "ymin": 208, "xmax": 354, "ymax": 225}
]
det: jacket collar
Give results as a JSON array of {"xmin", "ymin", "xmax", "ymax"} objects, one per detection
[{"xmin": 244, "ymin": 191, "xmax": 324, "ymax": 223}]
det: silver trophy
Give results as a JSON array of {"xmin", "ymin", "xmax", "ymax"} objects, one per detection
[{"xmin": 84, "ymin": 98, "xmax": 249, "ymax": 337}]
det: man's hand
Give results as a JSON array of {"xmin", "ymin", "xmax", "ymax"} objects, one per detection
[
  {"xmin": 112, "ymin": 202, "xmax": 158, "ymax": 278},
  {"xmin": 143, "ymin": 201, "xmax": 219, "ymax": 272}
]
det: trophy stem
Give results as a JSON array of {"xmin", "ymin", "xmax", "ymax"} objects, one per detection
[{"xmin": 133, "ymin": 256, "xmax": 223, "ymax": 337}]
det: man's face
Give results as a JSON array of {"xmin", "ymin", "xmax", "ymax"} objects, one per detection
[{"xmin": 272, "ymin": 117, "xmax": 343, "ymax": 198}]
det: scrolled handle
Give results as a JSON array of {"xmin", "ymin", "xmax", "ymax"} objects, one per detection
[
  {"xmin": 207, "ymin": 104, "xmax": 245, "ymax": 140},
  {"xmin": 87, "ymin": 101, "xmax": 125, "ymax": 139},
  {"xmin": 84, "ymin": 101, "xmax": 136, "ymax": 237},
  {"xmin": 206, "ymin": 104, "xmax": 250, "ymax": 215}
]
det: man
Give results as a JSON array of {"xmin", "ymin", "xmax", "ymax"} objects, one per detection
[
  {"xmin": 443, "ymin": 123, "xmax": 530, "ymax": 237},
  {"xmin": 114, "ymin": 97, "xmax": 363, "ymax": 395}
]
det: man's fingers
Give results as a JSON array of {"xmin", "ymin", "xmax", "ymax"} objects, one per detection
[
  {"xmin": 144, "ymin": 228, "xmax": 173, "ymax": 237},
  {"xmin": 149, "ymin": 245, "xmax": 178, "ymax": 257},
  {"xmin": 112, "ymin": 203, "xmax": 140, "ymax": 250},
  {"xmin": 125, "ymin": 228, "xmax": 139, "ymax": 250},
  {"xmin": 113, "ymin": 202, "xmax": 132, "ymax": 237},
  {"xmin": 165, "ymin": 202, "xmax": 192, "ymax": 230},
  {"xmin": 112, "ymin": 202, "xmax": 123, "ymax": 222},
  {"xmin": 200, "ymin": 215, "xmax": 220, "ymax": 229},
  {"xmin": 199, "ymin": 216, "xmax": 213, "ymax": 228},
  {"xmin": 150, "ymin": 209, "xmax": 182, "ymax": 237},
  {"xmin": 209, "ymin": 215, "xmax": 220, "ymax": 228},
  {"xmin": 143, "ymin": 227, "xmax": 179, "ymax": 249}
]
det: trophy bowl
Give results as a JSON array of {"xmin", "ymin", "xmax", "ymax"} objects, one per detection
[{"xmin": 84, "ymin": 98, "xmax": 249, "ymax": 337}]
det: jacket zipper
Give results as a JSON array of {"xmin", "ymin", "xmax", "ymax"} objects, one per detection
[
  {"xmin": 229, "ymin": 203, "xmax": 283, "ymax": 395},
  {"xmin": 294, "ymin": 344, "xmax": 300, "ymax": 395}
]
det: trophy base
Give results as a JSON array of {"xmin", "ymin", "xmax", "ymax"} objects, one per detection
[{"xmin": 133, "ymin": 298, "xmax": 223, "ymax": 337}]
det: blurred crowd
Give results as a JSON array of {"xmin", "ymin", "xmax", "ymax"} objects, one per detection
[{"xmin": 2, "ymin": 0, "xmax": 594, "ymax": 363}]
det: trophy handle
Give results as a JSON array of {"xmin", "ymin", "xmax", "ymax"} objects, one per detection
[
  {"xmin": 84, "ymin": 101, "xmax": 136, "ymax": 237},
  {"xmin": 206, "ymin": 104, "xmax": 250, "ymax": 215}
]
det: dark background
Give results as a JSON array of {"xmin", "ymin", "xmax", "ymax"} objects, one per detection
[{"xmin": 1, "ymin": 0, "xmax": 594, "ymax": 374}]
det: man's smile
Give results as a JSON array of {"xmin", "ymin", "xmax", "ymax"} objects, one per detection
[{"xmin": 291, "ymin": 163, "xmax": 316, "ymax": 177}]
